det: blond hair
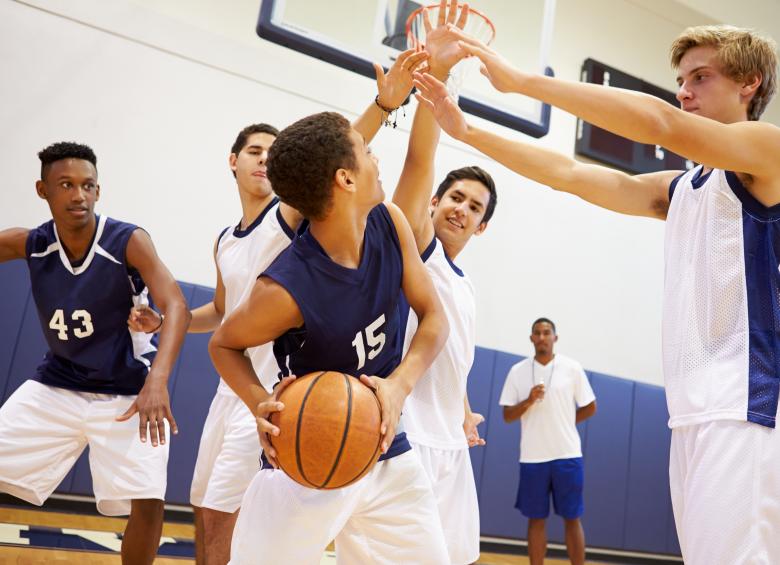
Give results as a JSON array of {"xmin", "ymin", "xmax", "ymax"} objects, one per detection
[{"xmin": 670, "ymin": 25, "xmax": 778, "ymax": 120}]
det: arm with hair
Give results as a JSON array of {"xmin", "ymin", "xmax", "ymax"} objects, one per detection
[
  {"xmin": 0, "ymin": 228, "xmax": 28, "ymax": 263},
  {"xmin": 453, "ymin": 31, "xmax": 780, "ymax": 192},
  {"xmin": 414, "ymin": 72, "xmax": 677, "ymax": 218}
]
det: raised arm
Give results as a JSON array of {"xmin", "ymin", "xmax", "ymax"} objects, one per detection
[
  {"xmin": 0, "ymin": 228, "xmax": 28, "ymax": 263},
  {"xmin": 414, "ymin": 72, "xmax": 677, "ymax": 219},
  {"xmin": 453, "ymin": 31, "xmax": 780, "ymax": 190},
  {"xmin": 118, "ymin": 229, "xmax": 190, "ymax": 446},
  {"xmin": 352, "ymin": 48, "xmax": 430, "ymax": 145},
  {"xmin": 393, "ymin": 0, "xmax": 469, "ymax": 249},
  {"xmin": 361, "ymin": 202, "xmax": 449, "ymax": 452}
]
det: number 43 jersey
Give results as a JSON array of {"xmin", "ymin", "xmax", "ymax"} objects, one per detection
[{"xmin": 25, "ymin": 215, "xmax": 157, "ymax": 395}]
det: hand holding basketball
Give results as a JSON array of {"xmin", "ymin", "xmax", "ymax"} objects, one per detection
[
  {"xmin": 374, "ymin": 48, "xmax": 429, "ymax": 110},
  {"xmin": 413, "ymin": 71, "xmax": 469, "ymax": 140},
  {"xmin": 255, "ymin": 375, "xmax": 296, "ymax": 468},
  {"xmin": 359, "ymin": 373, "xmax": 406, "ymax": 454}
]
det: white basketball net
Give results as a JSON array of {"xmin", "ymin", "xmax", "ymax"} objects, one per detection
[{"xmin": 405, "ymin": 3, "xmax": 495, "ymax": 97}]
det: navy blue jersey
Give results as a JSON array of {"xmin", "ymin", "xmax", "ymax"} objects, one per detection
[
  {"xmin": 264, "ymin": 203, "xmax": 409, "ymax": 459},
  {"xmin": 25, "ymin": 215, "xmax": 157, "ymax": 395}
]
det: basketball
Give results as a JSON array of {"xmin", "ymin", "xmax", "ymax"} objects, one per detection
[{"xmin": 269, "ymin": 371, "xmax": 383, "ymax": 489}]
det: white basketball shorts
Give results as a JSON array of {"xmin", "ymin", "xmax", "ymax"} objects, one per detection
[
  {"xmin": 0, "ymin": 380, "xmax": 168, "ymax": 516},
  {"xmin": 190, "ymin": 392, "xmax": 261, "ymax": 513},
  {"xmin": 229, "ymin": 450, "xmax": 449, "ymax": 564},
  {"xmin": 412, "ymin": 442, "xmax": 480, "ymax": 565},
  {"xmin": 670, "ymin": 419, "xmax": 780, "ymax": 565}
]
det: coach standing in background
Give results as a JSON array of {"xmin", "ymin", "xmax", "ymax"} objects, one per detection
[{"xmin": 499, "ymin": 317, "xmax": 597, "ymax": 565}]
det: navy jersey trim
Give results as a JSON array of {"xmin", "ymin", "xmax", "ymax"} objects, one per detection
[
  {"xmin": 276, "ymin": 206, "xmax": 296, "ymax": 240},
  {"xmin": 378, "ymin": 432, "xmax": 411, "ymax": 461},
  {"xmin": 444, "ymin": 250, "xmax": 464, "ymax": 277},
  {"xmin": 232, "ymin": 197, "xmax": 279, "ymax": 238},
  {"xmin": 421, "ymin": 237, "xmax": 437, "ymax": 262},
  {"xmin": 726, "ymin": 171, "xmax": 780, "ymax": 221},
  {"xmin": 668, "ymin": 172, "xmax": 685, "ymax": 202},
  {"xmin": 690, "ymin": 166, "xmax": 711, "ymax": 189},
  {"xmin": 216, "ymin": 225, "xmax": 231, "ymax": 251},
  {"xmin": 741, "ymin": 202, "xmax": 780, "ymax": 428},
  {"xmin": 69, "ymin": 221, "xmax": 100, "ymax": 269}
]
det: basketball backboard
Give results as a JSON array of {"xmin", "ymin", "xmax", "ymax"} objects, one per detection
[{"xmin": 257, "ymin": 0, "xmax": 556, "ymax": 137}]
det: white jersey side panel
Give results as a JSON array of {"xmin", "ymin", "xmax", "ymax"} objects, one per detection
[
  {"xmin": 216, "ymin": 202, "xmax": 293, "ymax": 395},
  {"xmin": 402, "ymin": 239, "xmax": 476, "ymax": 450},
  {"xmin": 663, "ymin": 167, "xmax": 780, "ymax": 429}
]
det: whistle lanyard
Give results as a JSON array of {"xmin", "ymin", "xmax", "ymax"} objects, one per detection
[{"xmin": 531, "ymin": 358, "xmax": 555, "ymax": 389}]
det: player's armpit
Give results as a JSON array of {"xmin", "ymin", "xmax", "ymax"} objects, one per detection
[{"xmin": 0, "ymin": 228, "xmax": 29, "ymax": 263}]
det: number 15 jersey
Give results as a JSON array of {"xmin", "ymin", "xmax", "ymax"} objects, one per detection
[{"xmin": 25, "ymin": 215, "xmax": 156, "ymax": 395}]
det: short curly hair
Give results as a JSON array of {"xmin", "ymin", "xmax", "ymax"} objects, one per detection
[
  {"xmin": 38, "ymin": 142, "xmax": 97, "ymax": 180},
  {"xmin": 267, "ymin": 112, "xmax": 357, "ymax": 220}
]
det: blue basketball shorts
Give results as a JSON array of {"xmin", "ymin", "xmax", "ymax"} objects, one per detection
[{"xmin": 515, "ymin": 457, "xmax": 584, "ymax": 519}]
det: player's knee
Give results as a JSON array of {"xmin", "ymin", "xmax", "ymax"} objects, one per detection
[{"xmin": 131, "ymin": 498, "xmax": 164, "ymax": 521}]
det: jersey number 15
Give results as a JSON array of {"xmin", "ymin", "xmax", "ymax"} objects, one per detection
[{"xmin": 351, "ymin": 314, "xmax": 386, "ymax": 371}]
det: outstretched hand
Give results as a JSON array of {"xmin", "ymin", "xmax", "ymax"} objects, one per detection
[
  {"xmin": 413, "ymin": 71, "xmax": 469, "ymax": 140},
  {"xmin": 418, "ymin": 0, "xmax": 471, "ymax": 77},
  {"xmin": 374, "ymin": 48, "xmax": 430, "ymax": 110},
  {"xmin": 445, "ymin": 25, "xmax": 520, "ymax": 93}
]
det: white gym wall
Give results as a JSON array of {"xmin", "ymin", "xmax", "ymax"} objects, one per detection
[{"xmin": 2, "ymin": 0, "xmax": 778, "ymax": 387}]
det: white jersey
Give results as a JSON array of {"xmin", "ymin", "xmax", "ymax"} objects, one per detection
[
  {"xmin": 664, "ymin": 166, "xmax": 780, "ymax": 429},
  {"xmin": 215, "ymin": 199, "xmax": 294, "ymax": 395},
  {"xmin": 402, "ymin": 238, "xmax": 476, "ymax": 450}
]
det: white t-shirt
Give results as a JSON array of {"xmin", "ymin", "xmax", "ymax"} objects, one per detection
[{"xmin": 499, "ymin": 354, "xmax": 595, "ymax": 463}]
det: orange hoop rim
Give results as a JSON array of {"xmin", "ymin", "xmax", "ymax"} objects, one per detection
[{"xmin": 404, "ymin": 3, "xmax": 496, "ymax": 49}]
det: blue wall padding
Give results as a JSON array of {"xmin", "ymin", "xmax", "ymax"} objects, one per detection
[
  {"xmin": 466, "ymin": 346, "xmax": 497, "ymax": 490},
  {"xmin": 0, "ymin": 261, "xmax": 30, "ymax": 393},
  {"xmin": 666, "ymin": 501, "xmax": 681, "ymax": 554},
  {"xmin": 166, "ymin": 284, "xmax": 220, "ymax": 505},
  {"xmin": 622, "ymin": 383, "xmax": 673, "ymax": 553},
  {"xmin": 3, "ymin": 281, "xmax": 48, "ymax": 405},
  {"xmin": 477, "ymin": 351, "xmax": 524, "ymax": 539},
  {"xmin": 580, "ymin": 372, "xmax": 634, "ymax": 548},
  {"xmin": 0, "ymin": 261, "xmax": 682, "ymax": 555}
]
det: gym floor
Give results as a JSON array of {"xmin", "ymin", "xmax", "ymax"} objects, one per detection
[{"xmin": 0, "ymin": 504, "xmax": 582, "ymax": 564}]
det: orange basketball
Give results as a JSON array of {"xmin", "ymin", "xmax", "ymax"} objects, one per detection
[{"xmin": 269, "ymin": 371, "xmax": 383, "ymax": 489}]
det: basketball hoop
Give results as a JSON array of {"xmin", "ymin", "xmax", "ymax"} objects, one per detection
[{"xmin": 405, "ymin": 3, "xmax": 496, "ymax": 96}]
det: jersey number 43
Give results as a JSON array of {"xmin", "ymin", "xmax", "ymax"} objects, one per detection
[{"xmin": 49, "ymin": 309, "xmax": 94, "ymax": 341}]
